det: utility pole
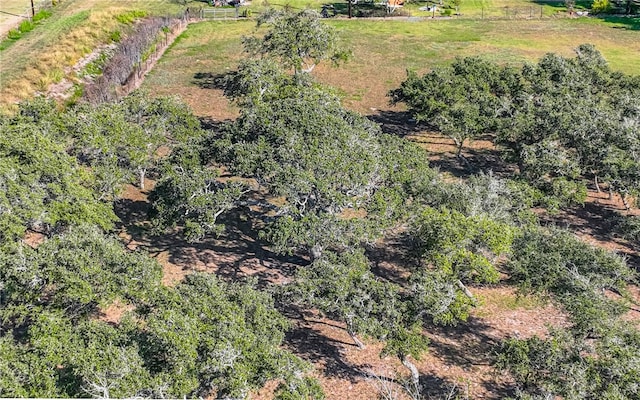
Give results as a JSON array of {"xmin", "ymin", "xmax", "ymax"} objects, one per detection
[{"xmin": 348, "ymin": 0, "xmax": 352, "ymax": 19}]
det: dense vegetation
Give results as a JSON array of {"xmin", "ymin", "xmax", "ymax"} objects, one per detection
[
  {"xmin": 1, "ymin": 9, "xmax": 638, "ymax": 400},
  {"xmin": 391, "ymin": 45, "xmax": 640, "ymax": 210}
]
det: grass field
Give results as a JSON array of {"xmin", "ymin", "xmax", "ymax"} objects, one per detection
[
  {"xmin": 2, "ymin": 0, "xmax": 638, "ymax": 111},
  {"xmin": 143, "ymin": 17, "xmax": 640, "ymax": 118}
]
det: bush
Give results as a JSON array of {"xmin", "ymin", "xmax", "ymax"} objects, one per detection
[
  {"xmin": 32, "ymin": 9, "xmax": 52, "ymax": 23},
  {"xmin": 497, "ymin": 324, "xmax": 640, "ymax": 399},
  {"xmin": 591, "ymin": 0, "xmax": 612, "ymax": 13},
  {"xmin": 109, "ymin": 30, "xmax": 121, "ymax": 43},
  {"xmin": 612, "ymin": 215, "xmax": 640, "ymax": 243},
  {"xmin": 115, "ymin": 10, "xmax": 147, "ymax": 25},
  {"xmin": 18, "ymin": 20, "xmax": 35, "ymax": 33},
  {"xmin": 83, "ymin": 17, "xmax": 177, "ymax": 103},
  {"xmin": 507, "ymin": 226, "xmax": 636, "ymax": 335},
  {"xmin": 7, "ymin": 29, "xmax": 21, "ymax": 40}
]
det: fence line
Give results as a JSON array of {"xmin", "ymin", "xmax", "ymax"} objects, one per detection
[
  {"xmin": 201, "ymin": 7, "xmax": 241, "ymax": 20},
  {"xmin": 469, "ymin": 6, "xmax": 552, "ymax": 19},
  {"xmin": 21, "ymin": 0, "xmax": 54, "ymax": 20}
]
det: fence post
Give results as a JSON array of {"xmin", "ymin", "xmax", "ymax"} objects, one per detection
[{"xmin": 540, "ymin": 6, "xmax": 543, "ymax": 18}]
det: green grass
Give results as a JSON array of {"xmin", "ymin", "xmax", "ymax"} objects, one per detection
[
  {"xmin": 115, "ymin": 10, "xmax": 148, "ymax": 24},
  {"xmin": 32, "ymin": 9, "xmax": 53, "ymax": 22},
  {"xmin": 474, "ymin": 290, "xmax": 546, "ymax": 318},
  {"xmin": 143, "ymin": 17, "xmax": 640, "ymax": 118},
  {"xmin": 246, "ymin": 0, "xmax": 574, "ymax": 18}
]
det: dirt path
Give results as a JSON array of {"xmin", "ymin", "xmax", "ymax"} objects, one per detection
[{"xmin": 0, "ymin": 12, "xmax": 26, "ymax": 37}]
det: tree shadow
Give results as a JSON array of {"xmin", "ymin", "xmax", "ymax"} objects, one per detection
[
  {"xmin": 192, "ymin": 71, "xmax": 230, "ymax": 90},
  {"xmin": 539, "ymin": 201, "xmax": 640, "ymax": 271},
  {"xmin": 283, "ymin": 307, "xmax": 371, "ymax": 382},
  {"xmin": 367, "ymin": 110, "xmax": 517, "ymax": 179},
  {"xmin": 113, "ymin": 199, "xmax": 151, "ymax": 239},
  {"xmin": 366, "ymin": 232, "xmax": 416, "ymax": 286},
  {"xmin": 428, "ymin": 144, "xmax": 517, "ymax": 180},
  {"xmin": 156, "ymin": 218, "xmax": 305, "ymax": 286},
  {"xmin": 427, "ymin": 317, "xmax": 501, "ymax": 367},
  {"xmin": 529, "ymin": 0, "xmax": 591, "ymax": 11},
  {"xmin": 199, "ymin": 115, "xmax": 233, "ymax": 131},
  {"xmin": 367, "ymin": 110, "xmax": 424, "ymax": 137},
  {"xmin": 116, "ymin": 196, "xmax": 308, "ymax": 287},
  {"xmin": 596, "ymin": 15, "xmax": 640, "ymax": 30},
  {"xmin": 425, "ymin": 316, "xmax": 517, "ymax": 399}
]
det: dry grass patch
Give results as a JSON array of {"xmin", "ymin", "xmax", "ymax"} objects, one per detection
[{"xmin": 1, "ymin": 8, "xmax": 126, "ymax": 109}]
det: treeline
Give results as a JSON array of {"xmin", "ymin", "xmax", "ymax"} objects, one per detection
[{"xmin": 0, "ymin": 9, "xmax": 638, "ymax": 399}]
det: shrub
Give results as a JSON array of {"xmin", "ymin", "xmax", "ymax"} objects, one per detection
[
  {"xmin": 612, "ymin": 215, "xmax": 640, "ymax": 243},
  {"xmin": 115, "ymin": 10, "xmax": 147, "ymax": 25},
  {"xmin": 497, "ymin": 324, "xmax": 640, "ymax": 399},
  {"xmin": 109, "ymin": 30, "xmax": 121, "ymax": 43},
  {"xmin": 7, "ymin": 29, "xmax": 21, "ymax": 40},
  {"xmin": 591, "ymin": 0, "xmax": 612, "ymax": 13},
  {"xmin": 18, "ymin": 20, "xmax": 35, "ymax": 33},
  {"xmin": 32, "ymin": 9, "xmax": 52, "ymax": 23},
  {"xmin": 83, "ymin": 17, "xmax": 177, "ymax": 103}
]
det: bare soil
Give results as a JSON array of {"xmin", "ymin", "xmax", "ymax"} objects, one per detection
[{"xmin": 0, "ymin": 13, "xmax": 25, "ymax": 37}]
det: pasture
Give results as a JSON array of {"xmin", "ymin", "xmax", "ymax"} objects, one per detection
[
  {"xmin": 1, "ymin": 2, "xmax": 639, "ymax": 398},
  {"xmin": 143, "ymin": 16, "xmax": 640, "ymax": 118}
]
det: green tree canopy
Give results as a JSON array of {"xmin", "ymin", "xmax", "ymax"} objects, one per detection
[
  {"xmin": 0, "ymin": 226, "xmax": 317, "ymax": 398},
  {"xmin": 209, "ymin": 74, "xmax": 437, "ymax": 257},
  {"xmin": 242, "ymin": 9, "xmax": 350, "ymax": 75},
  {"xmin": 390, "ymin": 57, "xmax": 520, "ymax": 158},
  {"xmin": 0, "ymin": 109, "xmax": 116, "ymax": 244},
  {"xmin": 507, "ymin": 226, "xmax": 636, "ymax": 336}
]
